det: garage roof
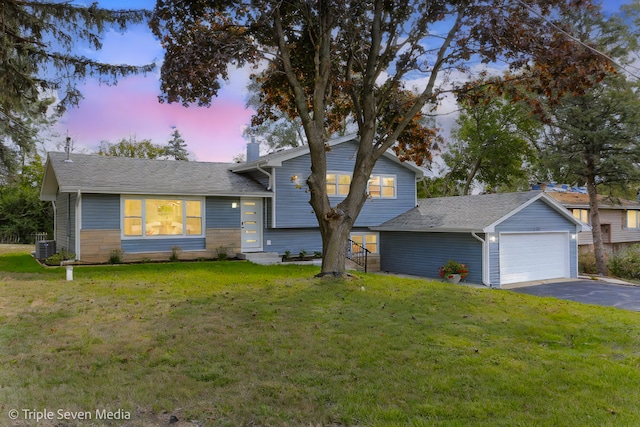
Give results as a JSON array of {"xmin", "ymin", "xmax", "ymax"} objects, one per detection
[{"xmin": 372, "ymin": 191, "xmax": 589, "ymax": 233}]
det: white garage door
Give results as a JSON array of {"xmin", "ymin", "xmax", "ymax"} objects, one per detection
[{"xmin": 499, "ymin": 233, "xmax": 569, "ymax": 285}]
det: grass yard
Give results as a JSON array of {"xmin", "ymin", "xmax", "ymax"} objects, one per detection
[{"xmin": 1, "ymin": 245, "xmax": 639, "ymax": 426}]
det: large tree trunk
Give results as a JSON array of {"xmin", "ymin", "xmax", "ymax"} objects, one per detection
[
  {"xmin": 305, "ymin": 136, "xmax": 374, "ymax": 278},
  {"xmin": 585, "ymin": 176, "xmax": 608, "ymax": 276},
  {"xmin": 317, "ymin": 216, "xmax": 353, "ymax": 276}
]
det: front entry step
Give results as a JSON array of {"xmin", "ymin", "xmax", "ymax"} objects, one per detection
[{"xmin": 237, "ymin": 252, "xmax": 282, "ymax": 265}]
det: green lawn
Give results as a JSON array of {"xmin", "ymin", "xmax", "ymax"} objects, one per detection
[{"xmin": 1, "ymin": 246, "xmax": 639, "ymax": 426}]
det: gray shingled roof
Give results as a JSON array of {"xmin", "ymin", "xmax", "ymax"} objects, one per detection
[
  {"xmin": 230, "ymin": 133, "xmax": 427, "ymax": 177},
  {"xmin": 42, "ymin": 152, "xmax": 270, "ymax": 198},
  {"xmin": 373, "ymin": 191, "xmax": 577, "ymax": 233}
]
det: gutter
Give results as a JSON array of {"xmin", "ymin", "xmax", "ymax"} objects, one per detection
[
  {"xmin": 471, "ymin": 232, "xmax": 490, "ymax": 287},
  {"xmin": 256, "ymin": 163, "xmax": 272, "ymax": 190}
]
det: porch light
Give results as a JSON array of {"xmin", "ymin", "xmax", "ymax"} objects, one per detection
[
  {"xmin": 571, "ymin": 234, "xmax": 577, "ymax": 240},
  {"xmin": 489, "ymin": 235, "xmax": 497, "ymax": 243},
  {"xmin": 232, "ymin": 202, "xmax": 238, "ymax": 208}
]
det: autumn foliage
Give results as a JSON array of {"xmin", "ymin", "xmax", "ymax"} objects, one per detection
[{"xmin": 151, "ymin": 0, "xmax": 612, "ymax": 275}]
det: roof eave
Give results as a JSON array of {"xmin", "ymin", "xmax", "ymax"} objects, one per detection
[
  {"xmin": 371, "ymin": 226, "xmax": 482, "ymax": 233},
  {"xmin": 230, "ymin": 134, "xmax": 425, "ymax": 178},
  {"xmin": 39, "ymin": 155, "xmax": 60, "ymax": 201},
  {"xmin": 57, "ymin": 187, "xmax": 273, "ymax": 198}
]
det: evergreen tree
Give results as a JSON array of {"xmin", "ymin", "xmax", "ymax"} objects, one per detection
[
  {"xmin": 540, "ymin": 74, "xmax": 640, "ymax": 275},
  {"xmin": 165, "ymin": 129, "xmax": 189, "ymax": 161},
  {"xmin": 1, "ymin": 1, "xmax": 154, "ymax": 178}
]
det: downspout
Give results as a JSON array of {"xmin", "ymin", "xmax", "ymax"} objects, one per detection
[
  {"xmin": 471, "ymin": 232, "xmax": 490, "ymax": 287},
  {"xmin": 67, "ymin": 194, "xmax": 71, "ymax": 252},
  {"xmin": 75, "ymin": 190, "xmax": 81, "ymax": 260},
  {"xmin": 256, "ymin": 163, "xmax": 275, "ymax": 228},
  {"xmin": 52, "ymin": 200, "xmax": 57, "ymax": 242},
  {"xmin": 256, "ymin": 163, "xmax": 272, "ymax": 190}
]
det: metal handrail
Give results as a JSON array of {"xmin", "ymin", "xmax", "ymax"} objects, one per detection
[{"xmin": 347, "ymin": 239, "xmax": 370, "ymax": 273}]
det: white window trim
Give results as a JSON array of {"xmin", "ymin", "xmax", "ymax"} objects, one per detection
[
  {"xmin": 121, "ymin": 195, "xmax": 205, "ymax": 239},
  {"xmin": 367, "ymin": 174, "xmax": 397, "ymax": 200},
  {"xmin": 326, "ymin": 171, "xmax": 352, "ymax": 197},
  {"xmin": 349, "ymin": 231, "xmax": 379, "ymax": 254},
  {"xmin": 326, "ymin": 172, "xmax": 397, "ymax": 199}
]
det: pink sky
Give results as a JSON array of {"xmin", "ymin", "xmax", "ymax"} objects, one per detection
[
  {"xmin": 54, "ymin": 1, "xmax": 255, "ymax": 162},
  {"xmin": 55, "ymin": 0, "xmax": 632, "ymax": 162},
  {"xmin": 59, "ymin": 75, "xmax": 255, "ymax": 162}
]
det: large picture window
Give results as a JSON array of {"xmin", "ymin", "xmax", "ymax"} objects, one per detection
[{"xmin": 122, "ymin": 197, "xmax": 203, "ymax": 237}]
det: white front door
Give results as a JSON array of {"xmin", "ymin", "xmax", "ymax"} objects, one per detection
[{"xmin": 241, "ymin": 198, "xmax": 263, "ymax": 252}]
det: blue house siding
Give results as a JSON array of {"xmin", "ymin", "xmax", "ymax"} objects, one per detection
[
  {"xmin": 272, "ymin": 156, "xmax": 317, "ymax": 227},
  {"xmin": 264, "ymin": 228, "xmax": 323, "ymax": 254},
  {"xmin": 272, "ymin": 141, "xmax": 418, "ymax": 228},
  {"xmin": 380, "ymin": 231, "xmax": 483, "ymax": 284},
  {"xmin": 82, "ymin": 194, "xmax": 120, "ymax": 229},
  {"xmin": 55, "ymin": 192, "xmax": 77, "ymax": 253},
  {"xmin": 496, "ymin": 199, "xmax": 577, "ymax": 232},
  {"xmin": 206, "ymin": 197, "xmax": 241, "ymax": 229},
  {"xmin": 493, "ymin": 199, "xmax": 579, "ymax": 283},
  {"xmin": 122, "ymin": 237, "xmax": 206, "ymax": 253},
  {"xmin": 488, "ymin": 241, "xmax": 500, "ymax": 286}
]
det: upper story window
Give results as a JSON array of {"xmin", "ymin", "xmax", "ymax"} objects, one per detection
[
  {"xmin": 368, "ymin": 175, "xmax": 396, "ymax": 199},
  {"xmin": 122, "ymin": 197, "xmax": 204, "ymax": 238},
  {"xmin": 626, "ymin": 210, "xmax": 639, "ymax": 229},
  {"xmin": 326, "ymin": 172, "xmax": 396, "ymax": 199},
  {"xmin": 326, "ymin": 173, "xmax": 351, "ymax": 196},
  {"xmin": 572, "ymin": 209, "xmax": 589, "ymax": 224}
]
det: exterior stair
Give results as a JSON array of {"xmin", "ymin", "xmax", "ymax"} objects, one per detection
[{"xmin": 237, "ymin": 252, "xmax": 282, "ymax": 265}]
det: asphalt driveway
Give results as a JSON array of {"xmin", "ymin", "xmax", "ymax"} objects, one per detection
[{"xmin": 510, "ymin": 280, "xmax": 640, "ymax": 312}]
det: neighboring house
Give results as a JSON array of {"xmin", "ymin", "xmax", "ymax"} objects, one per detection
[
  {"xmin": 39, "ymin": 134, "xmax": 425, "ymax": 268},
  {"xmin": 547, "ymin": 191, "xmax": 640, "ymax": 253},
  {"xmin": 372, "ymin": 191, "xmax": 589, "ymax": 288}
]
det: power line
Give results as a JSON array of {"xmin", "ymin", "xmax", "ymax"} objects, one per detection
[{"xmin": 512, "ymin": 0, "xmax": 640, "ymax": 80}]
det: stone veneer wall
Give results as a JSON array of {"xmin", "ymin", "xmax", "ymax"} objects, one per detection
[
  {"xmin": 79, "ymin": 229, "xmax": 121, "ymax": 263},
  {"xmin": 79, "ymin": 228, "xmax": 241, "ymax": 263},
  {"xmin": 206, "ymin": 228, "xmax": 241, "ymax": 258}
]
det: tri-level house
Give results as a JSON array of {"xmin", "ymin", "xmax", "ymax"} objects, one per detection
[
  {"xmin": 39, "ymin": 134, "xmax": 425, "ymax": 269},
  {"xmin": 40, "ymin": 134, "xmax": 589, "ymax": 286}
]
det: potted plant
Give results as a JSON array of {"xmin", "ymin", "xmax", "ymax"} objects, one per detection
[{"xmin": 439, "ymin": 260, "xmax": 468, "ymax": 284}]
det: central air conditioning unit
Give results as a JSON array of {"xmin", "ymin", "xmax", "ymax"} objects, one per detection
[{"xmin": 35, "ymin": 240, "xmax": 56, "ymax": 260}]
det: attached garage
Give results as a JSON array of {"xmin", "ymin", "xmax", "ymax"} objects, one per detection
[
  {"xmin": 499, "ymin": 232, "xmax": 569, "ymax": 285},
  {"xmin": 373, "ymin": 191, "xmax": 589, "ymax": 288}
]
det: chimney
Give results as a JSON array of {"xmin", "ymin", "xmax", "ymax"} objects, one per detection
[
  {"xmin": 246, "ymin": 137, "xmax": 260, "ymax": 162},
  {"xmin": 64, "ymin": 136, "xmax": 73, "ymax": 163}
]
